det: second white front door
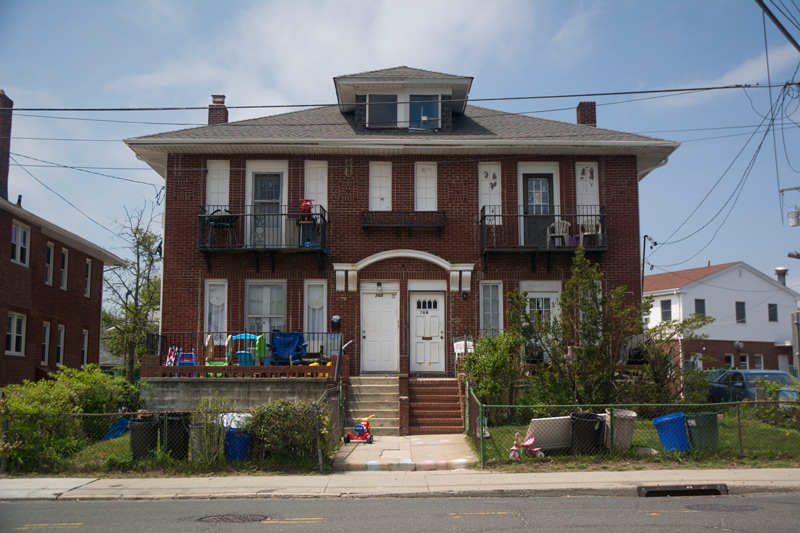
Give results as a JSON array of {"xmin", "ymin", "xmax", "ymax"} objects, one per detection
[
  {"xmin": 410, "ymin": 292, "xmax": 446, "ymax": 373},
  {"xmin": 361, "ymin": 290, "xmax": 399, "ymax": 373}
]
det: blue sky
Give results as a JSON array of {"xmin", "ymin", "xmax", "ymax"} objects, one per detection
[{"xmin": 2, "ymin": 0, "xmax": 800, "ymax": 289}]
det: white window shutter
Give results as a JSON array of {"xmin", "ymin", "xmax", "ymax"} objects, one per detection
[
  {"xmin": 369, "ymin": 162, "xmax": 392, "ymax": 211},
  {"xmin": 415, "ymin": 162, "xmax": 437, "ymax": 211},
  {"xmin": 304, "ymin": 161, "xmax": 328, "ymax": 213},
  {"xmin": 206, "ymin": 160, "xmax": 230, "ymax": 209}
]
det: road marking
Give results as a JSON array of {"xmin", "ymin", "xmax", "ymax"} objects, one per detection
[
  {"xmin": 450, "ymin": 512, "xmax": 511, "ymax": 518},
  {"xmin": 16, "ymin": 524, "xmax": 82, "ymax": 531},
  {"xmin": 261, "ymin": 518, "xmax": 325, "ymax": 524}
]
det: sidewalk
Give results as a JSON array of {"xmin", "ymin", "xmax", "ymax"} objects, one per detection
[{"xmin": 3, "ymin": 469, "xmax": 800, "ymax": 501}]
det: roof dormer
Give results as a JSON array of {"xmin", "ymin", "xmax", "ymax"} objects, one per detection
[{"xmin": 333, "ymin": 66, "xmax": 473, "ymax": 133}]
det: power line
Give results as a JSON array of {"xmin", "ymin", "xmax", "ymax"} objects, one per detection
[{"xmin": 6, "ymin": 82, "xmax": 785, "ymax": 112}]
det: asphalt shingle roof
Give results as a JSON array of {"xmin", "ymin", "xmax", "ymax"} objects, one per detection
[
  {"xmin": 128, "ymin": 104, "xmax": 674, "ymax": 145},
  {"xmin": 334, "ymin": 66, "xmax": 468, "ymax": 80},
  {"xmin": 643, "ymin": 262, "xmax": 740, "ymax": 292}
]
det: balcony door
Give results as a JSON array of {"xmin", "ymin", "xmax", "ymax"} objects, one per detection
[
  {"xmin": 523, "ymin": 173, "xmax": 554, "ymax": 246},
  {"xmin": 253, "ymin": 172, "xmax": 282, "ymax": 247}
]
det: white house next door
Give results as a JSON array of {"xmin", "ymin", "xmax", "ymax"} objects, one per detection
[
  {"xmin": 410, "ymin": 292, "xmax": 445, "ymax": 373},
  {"xmin": 361, "ymin": 289, "xmax": 399, "ymax": 373}
]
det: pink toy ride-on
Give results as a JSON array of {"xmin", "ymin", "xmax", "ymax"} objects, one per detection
[{"xmin": 509, "ymin": 431, "xmax": 544, "ymax": 459}]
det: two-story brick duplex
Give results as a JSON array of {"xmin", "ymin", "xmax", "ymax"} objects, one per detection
[
  {"xmin": 644, "ymin": 262, "xmax": 800, "ymax": 373},
  {"xmin": 1, "ymin": 90, "xmax": 125, "ymax": 387},
  {"xmin": 125, "ymin": 67, "xmax": 678, "ymax": 431}
]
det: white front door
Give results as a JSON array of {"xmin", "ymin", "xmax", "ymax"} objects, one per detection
[
  {"xmin": 410, "ymin": 292, "xmax": 446, "ymax": 373},
  {"xmin": 361, "ymin": 290, "xmax": 399, "ymax": 372}
]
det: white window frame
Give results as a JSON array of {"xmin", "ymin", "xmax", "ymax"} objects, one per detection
[
  {"xmin": 245, "ymin": 160, "xmax": 288, "ymax": 246},
  {"xmin": 409, "ymin": 95, "xmax": 441, "ymax": 129},
  {"xmin": 304, "ymin": 160, "xmax": 328, "ymax": 214},
  {"xmin": 6, "ymin": 312, "xmax": 26, "ymax": 356},
  {"xmin": 41, "ymin": 321, "xmax": 50, "ymax": 365},
  {"xmin": 369, "ymin": 162, "xmax": 392, "ymax": 211},
  {"xmin": 60, "ymin": 248, "xmax": 69, "ymax": 290},
  {"xmin": 84, "ymin": 259, "xmax": 92, "ymax": 298},
  {"xmin": 724, "ymin": 353, "xmax": 733, "ymax": 368},
  {"xmin": 206, "ymin": 159, "xmax": 230, "ymax": 210},
  {"xmin": 660, "ymin": 299, "xmax": 672, "ymax": 322},
  {"xmin": 81, "ymin": 329, "xmax": 89, "ymax": 367},
  {"xmin": 753, "ymin": 354, "xmax": 764, "ymax": 370},
  {"xmin": 45, "ymin": 242, "xmax": 54, "ymax": 285},
  {"xmin": 480, "ymin": 281, "xmax": 503, "ymax": 335},
  {"xmin": 517, "ymin": 162, "xmax": 561, "ymax": 244},
  {"xmin": 739, "ymin": 354, "xmax": 749, "ymax": 370},
  {"xmin": 478, "ymin": 162, "xmax": 502, "ymax": 225},
  {"xmin": 520, "ymin": 280, "xmax": 562, "ymax": 362},
  {"xmin": 204, "ymin": 280, "xmax": 228, "ymax": 345},
  {"xmin": 56, "ymin": 325, "xmax": 65, "ymax": 365},
  {"xmin": 304, "ymin": 280, "xmax": 327, "ymax": 354},
  {"xmin": 414, "ymin": 162, "xmax": 437, "ymax": 211},
  {"xmin": 245, "ymin": 280, "xmax": 287, "ymax": 335},
  {"xmin": 11, "ymin": 220, "xmax": 30, "ymax": 267}
]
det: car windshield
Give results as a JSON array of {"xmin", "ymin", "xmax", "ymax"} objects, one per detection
[{"xmin": 745, "ymin": 372, "xmax": 792, "ymax": 385}]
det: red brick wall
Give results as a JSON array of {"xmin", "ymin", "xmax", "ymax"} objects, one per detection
[
  {"xmin": 683, "ymin": 339, "xmax": 787, "ymax": 370},
  {"xmin": 160, "ymin": 152, "xmax": 643, "ymax": 376},
  {"xmin": 0, "ymin": 208, "xmax": 106, "ymax": 386}
]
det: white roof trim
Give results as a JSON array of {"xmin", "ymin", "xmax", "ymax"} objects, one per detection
[{"xmin": 333, "ymin": 249, "xmax": 473, "ymax": 272}]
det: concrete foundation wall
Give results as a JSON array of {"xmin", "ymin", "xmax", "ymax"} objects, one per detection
[{"xmin": 142, "ymin": 378, "xmax": 330, "ymax": 411}]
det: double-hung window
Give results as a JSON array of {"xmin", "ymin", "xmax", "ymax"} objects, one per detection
[
  {"xmin": 6, "ymin": 312, "xmax": 26, "ymax": 355},
  {"xmin": 768, "ymin": 303, "xmax": 778, "ymax": 322},
  {"xmin": 304, "ymin": 281, "xmax": 327, "ymax": 353},
  {"xmin": 60, "ymin": 249, "xmax": 69, "ymax": 290},
  {"xmin": 409, "ymin": 95, "xmax": 440, "ymax": 129},
  {"xmin": 11, "ymin": 221, "xmax": 29, "ymax": 266},
  {"xmin": 735, "ymin": 301, "xmax": 746, "ymax": 324},
  {"xmin": 45, "ymin": 242, "xmax": 54, "ymax": 285},
  {"xmin": 753, "ymin": 354, "xmax": 763, "ymax": 370},
  {"xmin": 694, "ymin": 298, "xmax": 705, "ymax": 316},
  {"xmin": 205, "ymin": 280, "xmax": 227, "ymax": 344},
  {"xmin": 81, "ymin": 330, "xmax": 89, "ymax": 366},
  {"xmin": 41, "ymin": 322, "xmax": 50, "ymax": 365},
  {"xmin": 660, "ymin": 299, "xmax": 672, "ymax": 322},
  {"xmin": 84, "ymin": 259, "xmax": 92, "ymax": 298},
  {"xmin": 56, "ymin": 325, "xmax": 65, "ymax": 365},
  {"xmin": 367, "ymin": 94, "xmax": 397, "ymax": 128},
  {"xmin": 246, "ymin": 282, "xmax": 286, "ymax": 334},
  {"xmin": 520, "ymin": 281, "xmax": 561, "ymax": 362},
  {"xmin": 480, "ymin": 282, "xmax": 502, "ymax": 336}
]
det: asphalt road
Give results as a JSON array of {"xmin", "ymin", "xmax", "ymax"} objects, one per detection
[{"xmin": 2, "ymin": 493, "xmax": 798, "ymax": 532}]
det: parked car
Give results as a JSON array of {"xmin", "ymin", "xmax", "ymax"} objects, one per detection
[{"xmin": 707, "ymin": 370, "xmax": 798, "ymax": 402}]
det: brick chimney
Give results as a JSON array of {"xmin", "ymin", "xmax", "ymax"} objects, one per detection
[
  {"xmin": 208, "ymin": 94, "xmax": 228, "ymax": 125},
  {"xmin": 0, "ymin": 89, "xmax": 12, "ymax": 201},
  {"xmin": 576, "ymin": 101, "xmax": 596, "ymax": 127}
]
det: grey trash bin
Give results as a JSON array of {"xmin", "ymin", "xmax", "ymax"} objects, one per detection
[{"xmin": 604, "ymin": 408, "xmax": 637, "ymax": 451}]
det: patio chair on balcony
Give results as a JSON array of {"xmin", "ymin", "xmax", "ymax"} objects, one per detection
[
  {"xmin": 579, "ymin": 218, "xmax": 603, "ymax": 247},
  {"xmin": 547, "ymin": 219, "xmax": 571, "ymax": 248},
  {"xmin": 269, "ymin": 330, "xmax": 307, "ymax": 365}
]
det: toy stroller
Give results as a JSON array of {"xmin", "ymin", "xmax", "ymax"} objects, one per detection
[
  {"xmin": 343, "ymin": 414, "xmax": 375, "ymax": 444},
  {"xmin": 508, "ymin": 428, "xmax": 545, "ymax": 459}
]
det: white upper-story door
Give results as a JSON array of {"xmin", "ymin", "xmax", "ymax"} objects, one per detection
[
  {"xmin": 410, "ymin": 292, "xmax": 446, "ymax": 373},
  {"xmin": 361, "ymin": 285, "xmax": 399, "ymax": 373}
]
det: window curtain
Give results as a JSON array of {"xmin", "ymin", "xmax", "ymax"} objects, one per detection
[{"xmin": 306, "ymin": 283, "xmax": 325, "ymax": 353}]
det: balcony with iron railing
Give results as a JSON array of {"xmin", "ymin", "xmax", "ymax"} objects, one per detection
[
  {"xmin": 198, "ymin": 205, "xmax": 327, "ymax": 270},
  {"xmin": 361, "ymin": 210, "xmax": 446, "ymax": 236},
  {"xmin": 479, "ymin": 205, "xmax": 606, "ymax": 269}
]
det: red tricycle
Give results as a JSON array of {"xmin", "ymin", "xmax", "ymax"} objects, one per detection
[{"xmin": 343, "ymin": 414, "xmax": 375, "ymax": 444}]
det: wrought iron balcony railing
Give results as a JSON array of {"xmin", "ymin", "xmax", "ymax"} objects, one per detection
[
  {"xmin": 198, "ymin": 205, "xmax": 327, "ymax": 252},
  {"xmin": 479, "ymin": 205, "xmax": 606, "ymax": 252}
]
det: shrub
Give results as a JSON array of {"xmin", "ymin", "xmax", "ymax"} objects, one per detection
[
  {"xmin": 191, "ymin": 393, "xmax": 234, "ymax": 465},
  {"xmin": 244, "ymin": 400, "xmax": 329, "ymax": 462}
]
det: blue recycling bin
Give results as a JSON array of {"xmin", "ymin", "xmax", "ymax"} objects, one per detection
[
  {"xmin": 224, "ymin": 428, "xmax": 251, "ymax": 462},
  {"xmin": 653, "ymin": 412, "xmax": 690, "ymax": 454}
]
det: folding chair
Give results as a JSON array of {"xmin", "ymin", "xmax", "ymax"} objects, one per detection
[{"xmin": 268, "ymin": 330, "xmax": 308, "ymax": 365}]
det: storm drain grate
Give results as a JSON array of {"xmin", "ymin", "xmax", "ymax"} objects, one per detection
[
  {"xmin": 198, "ymin": 514, "xmax": 268, "ymax": 523},
  {"xmin": 638, "ymin": 484, "xmax": 728, "ymax": 497},
  {"xmin": 685, "ymin": 504, "xmax": 759, "ymax": 512}
]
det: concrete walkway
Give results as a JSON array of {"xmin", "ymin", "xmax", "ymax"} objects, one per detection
[
  {"xmin": 332, "ymin": 434, "xmax": 478, "ymax": 471},
  {"xmin": 2, "ymin": 469, "xmax": 800, "ymax": 501}
]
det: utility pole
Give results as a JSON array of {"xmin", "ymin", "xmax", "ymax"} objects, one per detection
[{"xmin": 755, "ymin": 0, "xmax": 800, "ymax": 53}]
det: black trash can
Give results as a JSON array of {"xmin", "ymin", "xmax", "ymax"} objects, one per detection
[
  {"xmin": 129, "ymin": 419, "xmax": 158, "ymax": 460},
  {"xmin": 162, "ymin": 413, "xmax": 191, "ymax": 460},
  {"xmin": 570, "ymin": 412, "xmax": 605, "ymax": 455}
]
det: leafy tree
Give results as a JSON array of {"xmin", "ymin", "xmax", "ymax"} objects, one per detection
[
  {"xmin": 103, "ymin": 204, "xmax": 161, "ymax": 382},
  {"xmin": 462, "ymin": 332, "xmax": 523, "ymax": 406}
]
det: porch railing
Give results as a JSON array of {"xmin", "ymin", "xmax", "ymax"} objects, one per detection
[
  {"xmin": 198, "ymin": 205, "xmax": 328, "ymax": 252},
  {"xmin": 480, "ymin": 205, "xmax": 606, "ymax": 252}
]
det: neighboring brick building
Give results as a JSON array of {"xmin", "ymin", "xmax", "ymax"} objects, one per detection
[
  {"xmin": 644, "ymin": 262, "xmax": 800, "ymax": 372},
  {"xmin": 1, "ymin": 90, "xmax": 124, "ymax": 387},
  {"xmin": 126, "ymin": 67, "xmax": 678, "ymax": 432}
]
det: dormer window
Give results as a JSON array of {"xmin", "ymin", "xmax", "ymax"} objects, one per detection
[
  {"xmin": 367, "ymin": 94, "xmax": 397, "ymax": 128},
  {"xmin": 410, "ymin": 96, "xmax": 440, "ymax": 129}
]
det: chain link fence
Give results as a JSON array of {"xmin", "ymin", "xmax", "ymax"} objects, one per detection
[
  {"xmin": 466, "ymin": 385, "xmax": 800, "ymax": 468},
  {"xmin": 0, "ymin": 387, "xmax": 342, "ymax": 474}
]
